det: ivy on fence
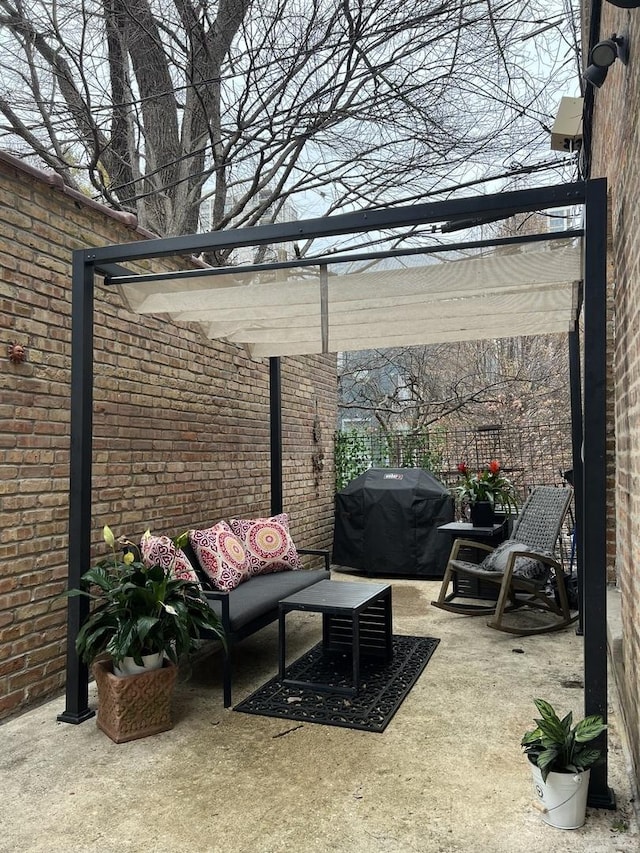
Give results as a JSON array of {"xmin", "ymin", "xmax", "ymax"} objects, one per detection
[
  {"xmin": 334, "ymin": 429, "xmax": 446, "ymax": 491},
  {"xmin": 334, "ymin": 423, "xmax": 572, "ymax": 495},
  {"xmin": 335, "ymin": 430, "xmax": 377, "ymax": 491}
]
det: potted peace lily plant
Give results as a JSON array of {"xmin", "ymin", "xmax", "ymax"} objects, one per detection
[
  {"xmin": 455, "ymin": 459, "xmax": 518, "ymax": 526},
  {"xmin": 521, "ymin": 698, "xmax": 606, "ymax": 829},
  {"xmin": 68, "ymin": 525, "xmax": 225, "ymax": 743}
]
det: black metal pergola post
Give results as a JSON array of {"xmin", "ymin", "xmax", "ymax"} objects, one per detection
[
  {"xmin": 582, "ymin": 178, "xmax": 615, "ymax": 808},
  {"xmin": 57, "ymin": 179, "xmax": 614, "ymax": 806},
  {"xmin": 269, "ymin": 357, "xmax": 283, "ymax": 516},
  {"xmin": 57, "ymin": 252, "xmax": 97, "ymax": 724}
]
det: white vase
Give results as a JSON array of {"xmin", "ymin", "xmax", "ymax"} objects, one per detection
[
  {"xmin": 113, "ymin": 652, "xmax": 164, "ymax": 677},
  {"xmin": 530, "ymin": 762, "xmax": 590, "ymax": 829}
]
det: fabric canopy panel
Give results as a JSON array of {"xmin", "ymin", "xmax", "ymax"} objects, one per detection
[{"xmin": 116, "ymin": 240, "xmax": 582, "ymax": 359}]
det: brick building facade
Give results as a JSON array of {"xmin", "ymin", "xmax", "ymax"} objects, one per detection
[
  {"xmin": 0, "ymin": 152, "xmax": 336, "ymax": 720},
  {"xmin": 585, "ymin": 0, "xmax": 640, "ymax": 796}
]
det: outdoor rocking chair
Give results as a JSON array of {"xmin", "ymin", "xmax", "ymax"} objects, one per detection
[{"xmin": 431, "ymin": 485, "xmax": 577, "ymax": 635}]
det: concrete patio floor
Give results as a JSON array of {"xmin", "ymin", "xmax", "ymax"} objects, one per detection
[{"xmin": 0, "ymin": 572, "xmax": 638, "ymax": 853}]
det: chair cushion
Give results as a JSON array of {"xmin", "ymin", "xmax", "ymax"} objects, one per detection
[
  {"xmin": 229, "ymin": 513, "xmax": 302, "ymax": 576},
  {"xmin": 140, "ymin": 534, "xmax": 202, "ymax": 588},
  {"xmin": 189, "ymin": 521, "xmax": 251, "ymax": 591},
  {"xmin": 480, "ymin": 540, "xmax": 551, "ymax": 581}
]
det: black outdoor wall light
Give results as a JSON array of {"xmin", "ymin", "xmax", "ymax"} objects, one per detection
[
  {"xmin": 605, "ymin": 0, "xmax": 640, "ymax": 7},
  {"xmin": 583, "ymin": 33, "xmax": 628, "ymax": 88}
]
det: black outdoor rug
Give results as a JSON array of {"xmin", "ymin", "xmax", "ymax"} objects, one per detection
[{"xmin": 234, "ymin": 634, "xmax": 440, "ymax": 732}]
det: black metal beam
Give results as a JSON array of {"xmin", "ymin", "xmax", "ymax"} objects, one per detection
[
  {"xmin": 88, "ymin": 182, "xmax": 586, "ymax": 267},
  {"xmin": 95, "ymin": 262, "xmax": 138, "ymax": 278},
  {"xmin": 582, "ymin": 177, "xmax": 615, "ymax": 809},
  {"xmin": 103, "ymin": 228, "xmax": 584, "ymax": 287},
  {"xmin": 57, "ymin": 252, "xmax": 96, "ymax": 724},
  {"xmin": 269, "ymin": 357, "xmax": 283, "ymax": 516}
]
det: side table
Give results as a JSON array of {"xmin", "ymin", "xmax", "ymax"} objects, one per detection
[
  {"xmin": 438, "ymin": 521, "xmax": 507, "ymax": 548},
  {"xmin": 437, "ymin": 521, "xmax": 508, "ymax": 603}
]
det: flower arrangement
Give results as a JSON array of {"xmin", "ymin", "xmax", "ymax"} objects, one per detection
[{"xmin": 455, "ymin": 459, "xmax": 518, "ymax": 512}]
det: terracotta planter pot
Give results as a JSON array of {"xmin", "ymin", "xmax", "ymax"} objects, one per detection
[{"xmin": 92, "ymin": 658, "xmax": 178, "ymax": 744}]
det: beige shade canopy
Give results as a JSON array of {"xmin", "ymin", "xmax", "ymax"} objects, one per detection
[{"xmin": 116, "ymin": 239, "xmax": 582, "ymax": 359}]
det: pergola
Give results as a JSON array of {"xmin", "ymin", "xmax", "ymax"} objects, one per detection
[{"xmin": 59, "ymin": 178, "xmax": 614, "ymax": 808}]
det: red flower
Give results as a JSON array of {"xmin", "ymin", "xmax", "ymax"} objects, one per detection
[{"xmin": 454, "ymin": 458, "xmax": 517, "ymax": 513}]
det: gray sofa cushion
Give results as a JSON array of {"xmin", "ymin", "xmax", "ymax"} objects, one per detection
[{"xmin": 206, "ymin": 568, "xmax": 330, "ymax": 631}]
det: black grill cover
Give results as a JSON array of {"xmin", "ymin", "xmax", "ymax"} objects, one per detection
[{"xmin": 333, "ymin": 468, "xmax": 454, "ymax": 578}]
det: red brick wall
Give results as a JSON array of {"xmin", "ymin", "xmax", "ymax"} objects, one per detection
[
  {"xmin": 589, "ymin": 3, "xmax": 640, "ymax": 793},
  {"xmin": 0, "ymin": 153, "xmax": 336, "ymax": 719}
]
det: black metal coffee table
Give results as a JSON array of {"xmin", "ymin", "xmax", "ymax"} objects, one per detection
[{"xmin": 278, "ymin": 580, "xmax": 392, "ymax": 696}]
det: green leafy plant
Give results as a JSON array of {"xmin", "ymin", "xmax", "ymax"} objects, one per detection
[
  {"xmin": 68, "ymin": 525, "xmax": 225, "ymax": 668},
  {"xmin": 335, "ymin": 429, "xmax": 373, "ymax": 490},
  {"xmin": 455, "ymin": 459, "xmax": 518, "ymax": 512},
  {"xmin": 393, "ymin": 430, "xmax": 445, "ymax": 472},
  {"xmin": 521, "ymin": 698, "xmax": 607, "ymax": 781}
]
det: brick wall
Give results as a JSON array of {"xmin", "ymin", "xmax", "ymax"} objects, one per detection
[
  {"xmin": 589, "ymin": 4, "xmax": 640, "ymax": 793},
  {"xmin": 0, "ymin": 152, "xmax": 337, "ymax": 720}
]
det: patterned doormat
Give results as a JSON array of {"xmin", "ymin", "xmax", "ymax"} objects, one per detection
[{"xmin": 234, "ymin": 634, "xmax": 440, "ymax": 732}]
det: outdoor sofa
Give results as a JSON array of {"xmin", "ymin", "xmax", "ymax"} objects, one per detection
[{"xmin": 143, "ymin": 513, "xmax": 330, "ymax": 707}]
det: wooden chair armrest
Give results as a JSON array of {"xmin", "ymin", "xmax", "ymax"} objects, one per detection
[
  {"xmin": 450, "ymin": 538, "xmax": 495, "ymax": 560},
  {"xmin": 505, "ymin": 551, "xmax": 563, "ymax": 571},
  {"xmin": 502, "ymin": 551, "xmax": 565, "ymax": 591}
]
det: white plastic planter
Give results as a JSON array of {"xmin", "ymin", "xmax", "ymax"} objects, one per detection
[
  {"xmin": 530, "ymin": 762, "xmax": 590, "ymax": 829},
  {"xmin": 113, "ymin": 652, "xmax": 164, "ymax": 677}
]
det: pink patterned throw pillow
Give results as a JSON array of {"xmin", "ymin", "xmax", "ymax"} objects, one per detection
[
  {"xmin": 229, "ymin": 513, "xmax": 302, "ymax": 576},
  {"xmin": 140, "ymin": 534, "xmax": 202, "ymax": 588},
  {"xmin": 188, "ymin": 522, "xmax": 251, "ymax": 592}
]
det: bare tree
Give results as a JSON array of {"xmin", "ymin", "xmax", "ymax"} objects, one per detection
[
  {"xmin": 338, "ymin": 333, "xmax": 571, "ymax": 436},
  {"xmin": 0, "ymin": 0, "xmax": 579, "ymax": 239}
]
